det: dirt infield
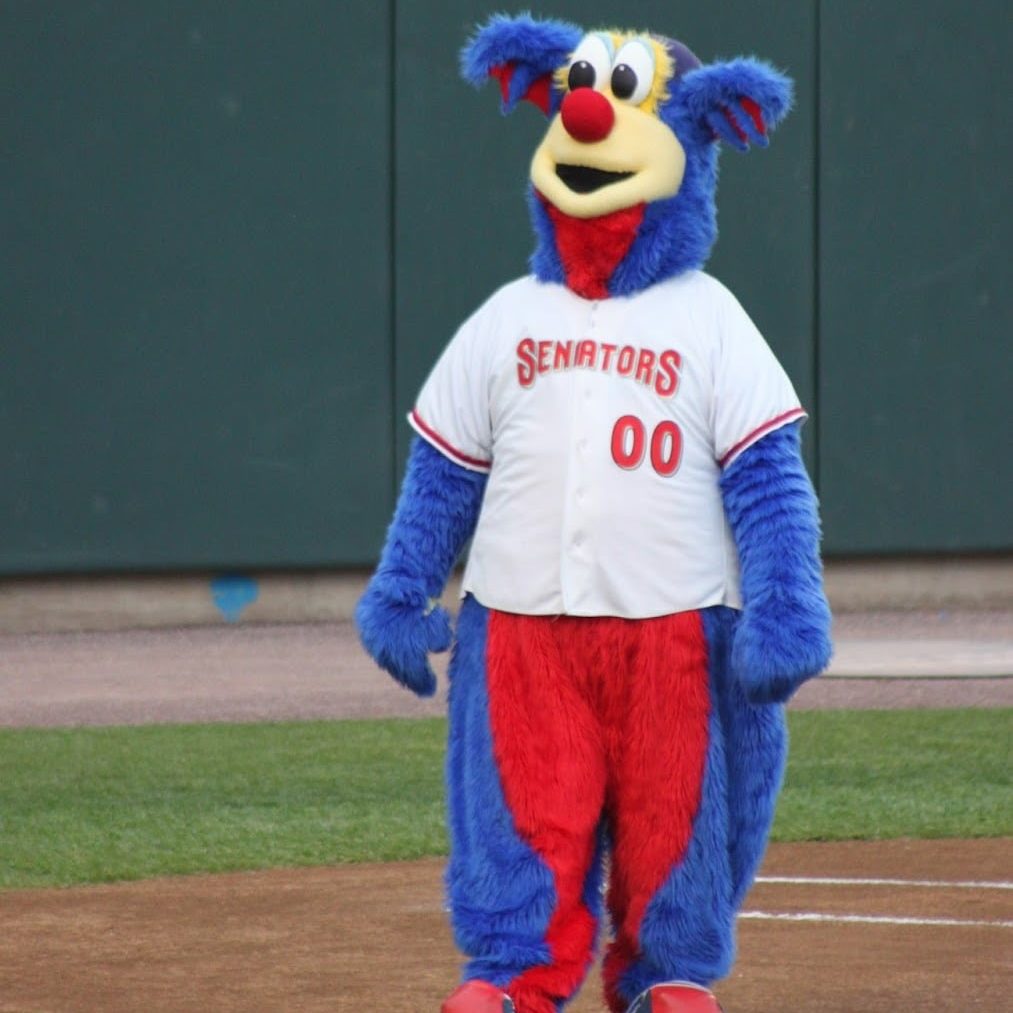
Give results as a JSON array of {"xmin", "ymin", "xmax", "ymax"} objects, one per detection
[{"xmin": 1, "ymin": 838, "xmax": 1009, "ymax": 1012}]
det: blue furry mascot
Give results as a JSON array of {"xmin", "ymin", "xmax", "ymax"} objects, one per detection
[{"xmin": 357, "ymin": 14, "xmax": 831, "ymax": 1013}]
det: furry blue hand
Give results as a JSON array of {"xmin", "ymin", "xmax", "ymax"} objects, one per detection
[
  {"xmin": 355, "ymin": 437, "xmax": 487, "ymax": 697},
  {"xmin": 355, "ymin": 578, "xmax": 452, "ymax": 697},
  {"xmin": 732, "ymin": 592, "xmax": 832, "ymax": 703},
  {"xmin": 720, "ymin": 422, "xmax": 833, "ymax": 705}
]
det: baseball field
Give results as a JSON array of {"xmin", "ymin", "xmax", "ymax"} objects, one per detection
[{"xmin": 1, "ymin": 615, "xmax": 1010, "ymax": 1011}]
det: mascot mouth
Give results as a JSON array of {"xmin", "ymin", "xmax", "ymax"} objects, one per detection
[{"xmin": 555, "ymin": 163, "xmax": 635, "ymax": 194}]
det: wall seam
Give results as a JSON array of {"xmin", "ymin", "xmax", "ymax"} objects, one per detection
[
  {"xmin": 812, "ymin": 0, "xmax": 823, "ymax": 494},
  {"xmin": 388, "ymin": 0, "xmax": 399, "ymax": 502}
]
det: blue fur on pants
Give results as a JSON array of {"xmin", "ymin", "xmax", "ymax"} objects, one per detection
[{"xmin": 445, "ymin": 596, "xmax": 559, "ymax": 988}]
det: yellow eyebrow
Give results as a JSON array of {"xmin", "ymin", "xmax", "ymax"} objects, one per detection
[
  {"xmin": 640, "ymin": 36, "xmax": 675, "ymax": 113},
  {"xmin": 554, "ymin": 31, "xmax": 675, "ymax": 114}
]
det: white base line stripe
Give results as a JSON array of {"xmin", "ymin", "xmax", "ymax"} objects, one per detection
[
  {"xmin": 756, "ymin": 876, "xmax": 1013, "ymax": 891},
  {"xmin": 741, "ymin": 911, "xmax": 1013, "ymax": 929}
]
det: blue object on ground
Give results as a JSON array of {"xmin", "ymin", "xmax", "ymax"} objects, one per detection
[{"xmin": 211, "ymin": 574, "xmax": 259, "ymax": 623}]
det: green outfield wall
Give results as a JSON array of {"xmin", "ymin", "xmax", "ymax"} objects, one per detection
[{"xmin": 1, "ymin": 2, "xmax": 1009, "ymax": 575}]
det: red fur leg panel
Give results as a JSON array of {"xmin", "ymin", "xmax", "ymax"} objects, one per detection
[
  {"xmin": 485, "ymin": 611, "xmax": 711, "ymax": 1013},
  {"xmin": 486, "ymin": 611, "xmax": 608, "ymax": 1013},
  {"xmin": 599, "ymin": 611, "xmax": 711, "ymax": 1013}
]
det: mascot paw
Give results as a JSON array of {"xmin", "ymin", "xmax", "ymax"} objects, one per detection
[
  {"xmin": 732, "ymin": 593, "xmax": 832, "ymax": 704},
  {"xmin": 355, "ymin": 577, "xmax": 452, "ymax": 697}
]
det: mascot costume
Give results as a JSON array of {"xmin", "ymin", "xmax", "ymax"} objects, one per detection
[{"xmin": 356, "ymin": 14, "xmax": 832, "ymax": 1013}]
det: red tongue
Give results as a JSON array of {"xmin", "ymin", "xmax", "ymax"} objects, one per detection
[{"xmin": 542, "ymin": 198, "xmax": 646, "ymax": 299}]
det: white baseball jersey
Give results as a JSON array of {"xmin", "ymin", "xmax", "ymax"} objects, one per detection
[{"xmin": 409, "ymin": 270, "xmax": 805, "ymax": 619}]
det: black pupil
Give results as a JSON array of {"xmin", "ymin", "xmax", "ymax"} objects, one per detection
[
  {"xmin": 611, "ymin": 64, "xmax": 638, "ymax": 100},
  {"xmin": 568, "ymin": 61, "xmax": 596, "ymax": 90}
]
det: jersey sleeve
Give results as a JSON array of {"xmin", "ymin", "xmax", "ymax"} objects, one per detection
[
  {"xmin": 408, "ymin": 302, "xmax": 495, "ymax": 474},
  {"xmin": 710, "ymin": 286, "xmax": 807, "ymax": 468}
]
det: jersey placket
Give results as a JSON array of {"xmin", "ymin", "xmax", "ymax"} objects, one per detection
[{"xmin": 559, "ymin": 298, "xmax": 600, "ymax": 614}]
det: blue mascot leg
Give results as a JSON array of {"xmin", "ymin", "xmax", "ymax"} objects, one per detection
[
  {"xmin": 446, "ymin": 599, "xmax": 607, "ymax": 1012},
  {"xmin": 610, "ymin": 607, "xmax": 786, "ymax": 1008},
  {"xmin": 612, "ymin": 685, "xmax": 732, "ymax": 1003},
  {"xmin": 445, "ymin": 597, "xmax": 557, "ymax": 988}
]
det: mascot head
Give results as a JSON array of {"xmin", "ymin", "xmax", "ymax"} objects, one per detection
[{"xmin": 461, "ymin": 14, "xmax": 793, "ymax": 299}]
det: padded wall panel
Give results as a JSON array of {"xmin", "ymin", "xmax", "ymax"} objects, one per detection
[
  {"xmin": 0, "ymin": 3, "xmax": 393, "ymax": 573},
  {"xmin": 818, "ymin": 2, "xmax": 1011, "ymax": 551}
]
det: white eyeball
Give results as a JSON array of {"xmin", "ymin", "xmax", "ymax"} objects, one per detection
[
  {"xmin": 566, "ymin": 33, "xmax": 615, "ymax": 92},
  {"xmin": 610, "ymin": 38, "xmax": 656, "ymax": 105}
]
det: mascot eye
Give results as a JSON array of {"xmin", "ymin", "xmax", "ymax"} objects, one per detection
[
  {"xmin": 611, "ymin": 39, "xmax": 656, "ymax": 105},
  {"xmin": 566, "ymin": 33, "xmax": 614, "ymax": 91},
  {"xmin": 568, "ymin": 61, "xmax": 596, "ymax": 90}
]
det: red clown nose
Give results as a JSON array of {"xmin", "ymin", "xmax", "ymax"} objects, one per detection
[{"xmin": 560, "ymin": 88, "xmax": 615, "ymax": 142}]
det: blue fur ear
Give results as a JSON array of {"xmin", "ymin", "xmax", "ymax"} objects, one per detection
[
  {"xmin": 678, "ymin": 58, "xmax": 793, "ymax": 151},
  {"xmin": 461, "ymin": 13, "xmax": 581, "ymax": 116}
]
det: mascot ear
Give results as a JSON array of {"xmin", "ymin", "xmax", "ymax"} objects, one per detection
[
  {"xmin": 460, "ymin": 13, "xmax": 581, "ymax": 117},
  {"xmin": 679, "ymin": 58, "xmax": 794, "ymax": 151}
]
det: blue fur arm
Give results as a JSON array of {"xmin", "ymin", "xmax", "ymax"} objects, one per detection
[
  {"xmin": 355, "ymin": 438, "xmax": 487, "ymax": 697},
  {"xmin": 720, "ymin": 423, "xmax": 832, "ymax": 703}
]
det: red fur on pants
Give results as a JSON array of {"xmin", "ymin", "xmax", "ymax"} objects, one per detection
[{"xmin": 486, "ymin": 610, "xmax": 711, "ymax": 1013}]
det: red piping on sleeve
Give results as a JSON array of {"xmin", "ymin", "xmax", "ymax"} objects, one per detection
[
  {"xmin": 718, "ymin": 407, "xmax": 807, "ymax": 468},
  {"xmin": 409, "ymin": 409, "xmax": 492, "ymax": 472}
]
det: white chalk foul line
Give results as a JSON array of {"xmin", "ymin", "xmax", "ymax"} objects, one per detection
[
  {"xmin": 740, "ymin": 911, "xmax": 1013, "ymax": 929},
  {"xmin": 756, "ymin": 876, "xmax": 1013, "ymax": 891}
]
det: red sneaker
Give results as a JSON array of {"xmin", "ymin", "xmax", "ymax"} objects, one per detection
[
  {"xmin": 628, "ymin": 981, "xmax": 724, "ymax": 1013},
  {"xmin": 441, "ymin": 980, "xmax": 516, "ymax": 1012}
]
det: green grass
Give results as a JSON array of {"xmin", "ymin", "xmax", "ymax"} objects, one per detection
[
  {"xmin": 773, "ymin": 709, "xmax": 1011, "ymax": 841},
  {"xmin": 0, "ymin": 719, "xmax": 447, "ymax": 888},
  {"xmin": 0, "ymin": 710, "xmax": 1008, "ymax": 889}
]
